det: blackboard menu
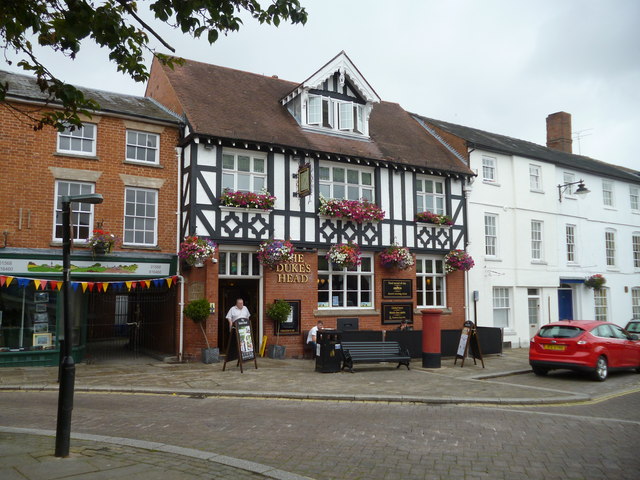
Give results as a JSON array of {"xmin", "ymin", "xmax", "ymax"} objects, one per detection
[
  {"xmin": 381, "ymin": 303, "xmax": 413, "ymax": 324},
  {"xmin": 382, "ymin": 279, "xmax": 413, "ymax": 299}
]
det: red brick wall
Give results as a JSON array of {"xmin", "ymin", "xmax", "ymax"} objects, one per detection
[
  {"xmin": 145, "ymin": 57, "xmax": 184, "ymax": 117},
  {"xmin": 0, "ymin": 101, "xmax": 179, "ymax": 253}
]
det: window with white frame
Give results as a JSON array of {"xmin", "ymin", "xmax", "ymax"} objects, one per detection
[
  {"xmin": 630, "ymin": 186, "xmax": 639, "ymax": 212},
  {"xmin": 482, "ymin": 156, "xmax": 497, "ymax": 182},
  {"xmin": 123, "ymin": 187, "xmax": 157, "ymax": 245},
  {"xmin": 416, "ymin": 256, "xmax": 446, "ymax": 307},
  {"xmin": 602, "ymin": 180, "xmax": 614, "ymax": 207},
  {"xmin": 484, "ymin": 214, "xmax": 498, "ymax": 257},
  {"xmin": 563, "ymin": 172, "xmax": 576, "ymax": 196},
  {"xmin": 415, "ymin": 177, "xmax": 445, "ymax": 215},
  {"xmin": 531, "ymin": 220, "xmax": 543, "ymax": 261},
  {"xmin": 317, "ymin": 254, "xmax": 373, "ymax": 308},
  {"xmin": 527, "ymin": 288, "xmax": 540, "ymax": 327},
  {"xmin": 605, "ymin": 229, "xmax": 616, "ymax": 267},
  {"xmin": 529, "ymin": 164, "xmax": 542, "ymax": 191},
  {"xmin": 633, "ymin": 233, "xmax": 640, "ymax": 269},
  {"xmin": 218, "ymin": 251, "xmax": 260, "ymax": 276},
  {"xmin": 307, "ymin": 94, "xmax": 365, "ymax": 134},
  {"xmin": 566, "ymin": 224, "xmax": 576, "ymax": 263},
  {"xmin": 126, "ymin": 130, "xmax": 159, "ymax": 164},
  {"xmin": 318, "ymin": 164, "xmax": 374, "ymax": 201},
  {"xmin": 493, "ymin": 287, "xmax": 511, "ymax": 328},
  {"xmin": 53, "ymin": 180, "xmax": 95, "ymax": 240},
  {"xmin": 594, "ymin": 288, "xmax": 608, "ymax": 322},
  {"xmin": 632, "ymin": 288, "xmax": 640, "ymax": 320},
  {"xmin": 221, "ymin": 151, "xmax": 266, "ymax": 193},
  {"xmin": 57, "ymin": 123, "xmax": 96, "ymax": 155}
]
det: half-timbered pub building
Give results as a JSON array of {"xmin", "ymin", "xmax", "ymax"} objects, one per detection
[{"xmin": 146, "ymin": 52, "xmax": 474, "ymax": 359}]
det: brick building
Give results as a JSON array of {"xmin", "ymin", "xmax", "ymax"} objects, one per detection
[
  {"xmin": 145, "ymin": 52, "xmax": 474, "ymax": 359},
  {"xmin": 0, "ymin": 70, "xmax": 181, "ymax": 366}
]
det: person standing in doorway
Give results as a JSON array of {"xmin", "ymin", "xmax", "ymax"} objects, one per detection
[{"xmin": 226, "ymin": 298, "xmax": 250, "ymax": 330}]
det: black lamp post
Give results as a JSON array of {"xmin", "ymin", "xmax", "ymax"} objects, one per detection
[{"xmin": 55, "ymin": 193, "xmax": 103, "ymax": 458}]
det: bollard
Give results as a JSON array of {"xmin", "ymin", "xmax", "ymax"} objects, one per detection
[{"xmin": 421, "ymin": 309, "xmax": 442, "ymax": 368}]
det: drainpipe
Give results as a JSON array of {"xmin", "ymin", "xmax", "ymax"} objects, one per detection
[{"xmin": 175, "ymin": 146, "xmax": 185, "ymax": 362}]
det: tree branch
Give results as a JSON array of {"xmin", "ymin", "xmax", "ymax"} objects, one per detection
[{"xmin": 117, "ymin": 0, "xmax": 175, "ymax": 53}]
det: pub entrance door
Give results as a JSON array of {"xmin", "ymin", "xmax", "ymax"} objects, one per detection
[{"xmin": 218, "ymin": 279, "xmax": 259, "ymax": 352}]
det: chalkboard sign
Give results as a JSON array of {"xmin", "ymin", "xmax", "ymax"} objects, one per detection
[
  {"xmin": 454, "ymin": 320, "xmax": 484, "ymax": 368},
  {"xmin": 223, "ymin": 318, "xmax": 258, "ymax": 373},
  {"xmin": 382, "ymin": 279, "xmax": 413, "ymax": 299},
  {"xmin": 381, "ymin": 303, "xmax": 413, "ymax": 324}
]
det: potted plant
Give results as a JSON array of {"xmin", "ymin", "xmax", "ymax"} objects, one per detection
[
  {"xmin": 444, "ymin": 250, "xmax": 475, "ymax": 273},
  {"xmin": 415, "ymin": 211, "xmax": 454, "ymax": 226},
  {"xmin": 179, "ymin": 236, "xmax": 217, "ymax": 267},
  {"xmin": 318, "ymin": 196, "xmax": 385, "ymax": 223},
  {"xmin": 265, "ymin": 299, "xmax": 292, "ymax": 359},
  {"xmin": 220, "ymin": 188, "xmax": 276, "ymax": 210},
  {"xmin": 86, "ymin": 229, "xmax": 117, "ymax": 255},
  {"xmin": 183, "ymin": 298, "xmax": 218, "ymax": 363},
  {"xmin": 585, "ymin": 274, "xmax": 606, "ymax": 290},
  {"xmin": 379, "ymin": 243, "xmax": 414, "ymax": 270},
  {"xmin": 326, "ymin": 243, "xmax": 362, "ymax": 269},
  {"xmin": 257, "ymin": 239, "xmax": 295, "ymax": 269}
]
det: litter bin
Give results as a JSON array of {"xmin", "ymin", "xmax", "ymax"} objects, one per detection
[{"xmin": 315, "ymin": 329, "xmax": 342, "ymax": 373}]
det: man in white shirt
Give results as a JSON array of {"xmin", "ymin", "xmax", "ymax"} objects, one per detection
[
  {"xmin": 306, "ymin": 320, "xmax": 324, "ymax": 352},
  {"xmin": 226, "ymin": 298, "xmax": 250, "ymax": 330}
]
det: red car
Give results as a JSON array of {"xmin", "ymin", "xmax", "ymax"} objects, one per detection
[{"xmin": 529, "ymin": 320, "xmax": 640, "ymax": 381}]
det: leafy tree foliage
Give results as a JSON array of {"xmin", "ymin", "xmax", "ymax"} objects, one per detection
[{"xmin": 0, "ymin": 0, "xmax": 307, "ymax": 130}]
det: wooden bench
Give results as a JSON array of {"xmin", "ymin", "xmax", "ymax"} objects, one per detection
[{"xmin": 341, "ymin": 341, "xmax": 411, "ymax": 373}]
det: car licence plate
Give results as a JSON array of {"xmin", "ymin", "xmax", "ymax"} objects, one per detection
[{"xmin": 543, "ymin": 344, "xmax": 566, "ymax": 351}]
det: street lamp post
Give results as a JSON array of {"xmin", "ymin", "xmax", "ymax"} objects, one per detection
[
  {"xmin": 557, "ymin": 179, "xmax": 590, "ymax": 202},
  {"xmin": 55, "ymin": 193, "xmax": 103, "ymax": 458}
]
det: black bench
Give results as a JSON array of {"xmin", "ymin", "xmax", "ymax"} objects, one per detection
[{"xmin": 341, "ymin": 341, "xmax": 411, "ymax": 373}]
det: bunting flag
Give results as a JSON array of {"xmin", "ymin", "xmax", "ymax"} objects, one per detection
[{"xmin": 0, "ymin": 275, "xmax": 179, "ymax": 293}]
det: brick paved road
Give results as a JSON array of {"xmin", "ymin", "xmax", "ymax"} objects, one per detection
[{"xmin": 1, "ymin": 389, "xmax": 639, "ymax": 480}]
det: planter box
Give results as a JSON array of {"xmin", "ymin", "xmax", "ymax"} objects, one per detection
[
  {"xmin": 266, "ymin": 345, "xmax": 286, "ymax": 359},
  {"xmin": 201, "ymin": 347, "xmax": 220, "ymax": 364}
]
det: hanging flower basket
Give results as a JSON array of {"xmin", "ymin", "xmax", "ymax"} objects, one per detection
[
  {"xmin": 179, "ymin": 236, "xmax": 217, "ymax": 267},
  {"xmin": 86, "ymin": 229, "xmax": 117, "ymax": 254},
  {"xmin": 584, "ymin": 274, "xmax": 606, "ymax": 290},
  {"xmin": 326, "ymin": 243, "xmax": 362, "ymax": 269},
  {"xmin": 257, "ymin": 239, "xmax": 295, "ymax": 269},
  {"xmin": 319, "ymin": 196, "xmax": 385, "ymax": 223},
  {"xmin": 379, "ymin": 243, "xmax": 414, "ymax": 270},
  {"xmin": 220, "ymin": 189, "xmax": 276, "ymax": 210},
  {"xmin": 415, "ymin": 211, "xmax": 453, "ymax": 226},
  {"xmin": 444, "ymin": 250, "xmax": 475, "ymax": 273}
]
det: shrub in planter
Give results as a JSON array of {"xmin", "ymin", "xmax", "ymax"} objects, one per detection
[
  {"xmin": 266, "ymin": 299, "xmax": 292, "ymax": 358},
  {"xmin": 183, "ymin": 298, "xmax": 218, "ymax": 363}
]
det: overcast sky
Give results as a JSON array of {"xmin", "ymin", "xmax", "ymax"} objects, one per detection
[{"xmin": 5, "ymin": 0, "xmax": 639, "ymax": 170}]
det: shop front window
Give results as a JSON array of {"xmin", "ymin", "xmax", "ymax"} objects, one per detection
[
  {"xmin": 0, "ymin": 283, "xmax": 59, "ymax": 352},
  {"xmin": 317, "ymin": 254, "xmax": 373, "ymax": 308}
]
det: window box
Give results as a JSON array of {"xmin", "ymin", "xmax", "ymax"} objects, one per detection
[
  {"xmin": 415, "ymin": 222, "xmax": 451, "ymax": 230},
  {"xmin": 318, "ymin": 197, "xmax": 384, "ymax": 223},
  {"xmin": 219, "ymin": 189, "xmax": 275, "ymax": 210}
]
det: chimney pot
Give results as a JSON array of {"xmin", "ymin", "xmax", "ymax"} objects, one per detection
[{"xmin": 546, "ymin": 112, "xmax": 572, "ymax": 154}]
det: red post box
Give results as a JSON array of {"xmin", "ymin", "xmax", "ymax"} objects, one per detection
[{"xmin": 421, "ymin": 309, "xmax": 442, "ymax": 368}]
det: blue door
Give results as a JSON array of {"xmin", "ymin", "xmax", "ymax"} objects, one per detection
[{"xmin": 558, "ymin": 289, "xmax": 574, "ymax": 320}]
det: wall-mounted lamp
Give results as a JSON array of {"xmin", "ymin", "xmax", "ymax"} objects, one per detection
[{"xmin": 557, "ymin": 180, "xmax": 590, "ymax": 202}]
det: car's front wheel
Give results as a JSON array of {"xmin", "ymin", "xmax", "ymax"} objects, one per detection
[
  {"xmin": 593, "ymin": 356, "xmax": 608, "ymax": 382},
  {"xmin": 532, "ymin": 366, "xmax": 548, "ymax": 376}
]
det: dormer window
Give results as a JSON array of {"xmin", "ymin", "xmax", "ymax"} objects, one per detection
[{"xmin": 281, "ymin": 52, "xmax": 381, "ymax": 139}]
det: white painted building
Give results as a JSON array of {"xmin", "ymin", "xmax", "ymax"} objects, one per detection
[{"xmin": 416, "ymin": 112, "xmax": 640, "ymax": 347}]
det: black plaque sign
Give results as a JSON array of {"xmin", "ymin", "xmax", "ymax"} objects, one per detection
[
  {"xmin": 382, "ymin": 279, "xmax": 413, "ymax": 299},
  {"xmin": 381, "ymin": 303, "xmax": 414, "ymax": 324}
]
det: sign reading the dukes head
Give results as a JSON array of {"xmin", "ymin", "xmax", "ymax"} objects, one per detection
[{"xmin": 276, "ymin": 254, "xmax": 311, "ymax": 283}]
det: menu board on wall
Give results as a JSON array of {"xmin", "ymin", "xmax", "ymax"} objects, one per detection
[{"xmin": 382, "ymin": 279, "xmax": 413, "ymax": 299}]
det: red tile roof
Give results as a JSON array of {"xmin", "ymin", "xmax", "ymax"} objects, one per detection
[{"xmin": 156, "ymin": 58, "xmax": 472, "ymax": 175}]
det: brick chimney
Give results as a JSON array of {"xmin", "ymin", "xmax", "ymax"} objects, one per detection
[{"xmin": 546, "ymin": 112, "xmax": 572, "ymax": 153}]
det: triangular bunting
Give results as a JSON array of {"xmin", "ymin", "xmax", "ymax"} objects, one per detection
[
  {"xmin": 102, "ymin": 282, "xmax": 109, "ymax": 293},
  {"xmin": 166, "ymin": 277, "xmax": 173, "ymax": 288},
  {"xmin": 34, "ymin": 280, "xmax": 41, "ymax": 290},
  {"xmin": 125, "ymin": 281, "xmax": 133, "ymax": 291},
  {"xmin": 40, "ymin": 280, "xmax": 48, "ymax": 290},
  {"xmin": 71, "ymin": 282, "xmax": 79, "ymax": 291},
  {"xmin": 49, "ymin": 280, "xmax": 57, "ymax": 290},
  {"xmin": 56, "ymin": 281, "xmax": 63, "ymax": 291},
  {"xmin": 87, "ymin": 282, "xmax": 95, "ymax": 292},
  {"xmin": 143, "ymin": 280, "xmax": 151, "ymax": 289},
  {"xmin": 81, "ymin": 282, "xmax": 89, "ymax": 293},
  {"xmin": 0, "ymin": 276, "xmax": 5, "ymax": 287},
  {"xmin": 5, "ymin": 276, "xmax": 13, "ymax": 287},
  {"xmin": 153, "ymin": 279, "xmax": 163, "ymax": 288},
  {"xmin": 17, "ymin": 278, "xmax": 31, "ymax": 288}
]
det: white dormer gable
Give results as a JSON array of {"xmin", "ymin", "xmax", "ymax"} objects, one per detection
[{"xmin": 281, "ymin": 51, "xmax": 381, "ymax": 139}]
